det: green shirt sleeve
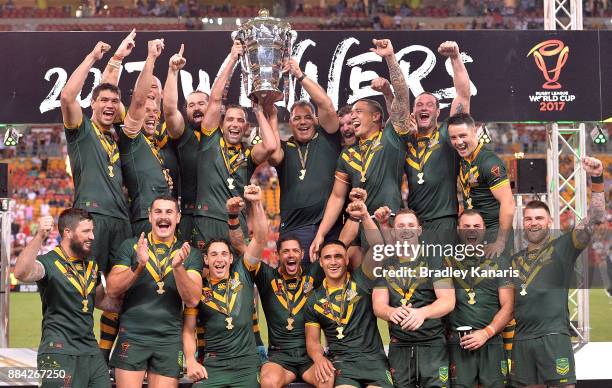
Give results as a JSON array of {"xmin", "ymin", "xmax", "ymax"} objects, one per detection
[
  {"xmin": 111, "ymin": 238, "xmax": 136, "ymax": 269},
  {"xmin": 64, "ymin": 118, "xmax": 89, "ymax": 144},
  {"xmin": 304, "ymin": 293, "xmax": 319, "ymax": 325},
  {"xmin": 336, "ymin": 149, "xmax": 350, "ymax": 175},
  {"xmin": 184, "ymin": 248, "xmax": 204, "ymax": 273},
  {"xmin": 481, "ymin": 152, "xmax": 509, "ymax": 190}
]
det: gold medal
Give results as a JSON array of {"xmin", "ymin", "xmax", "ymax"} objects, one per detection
[
  {"xmin": 82, "ymin": 299, "xmax": 88, "ymax": 312},
  {"xmin": 298, "ymin": 169, "xmax": 306, "ymax": 181},
  {"xmin": 336, "ymin": 326, "xmax": 345, "ymax": 339},
  {"xmin": 360, "ymin": 175, "xmax": 366, "ymax": 183},
  {"xmin": 286, "ymin": 317, "xmax": 295, "ymax": 331},
  {"xmin": 156, "ymin": 281, "xmax": 165, "ymax": 295},
  {"xmin": 466, "ymin": 197, "xmax": 473, "ymax": 209},
  {"xmin": 400, "ymin": 298, "xmax": 408, "ymax": 307},
  {"xmin": 225, "ymin": 316, "xmax": 234, "ymax": 330},
  {"xmin": 227, "ymin": 177, "xmax": 235, "ymax": 190},
  {"xmin": 108, "ymin": 165, "xmax": 114, "ymax": 177},
  {"xmin": 417, "ymin": 172, "xmax": 425, "ymax": 185},
  {"xmin": 467, "ymin": 290, "xmax": 476, "ymax": 305},
  {"xmin": 520, "ymin": 284, "xmax": 528, "ymax": 296}
]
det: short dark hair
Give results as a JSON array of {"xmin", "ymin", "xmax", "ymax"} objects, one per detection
[
  {"xmin": 447, "ymin": 113, "xmax": 476, "ymax": 128},
  {"xmin": 393, "ymin": 208, "xmax": 421, "ymax": 226},
  {"xmin": 276, "ymin": 234, "xmax": 302, "ymax": 252},
  {"xmin": 357, "ymin": 98, "xmax": 384, "ymax": 124},
  {"xmin": 58, "ymin": 208, "xmax": 93, "ymax": 237},
  {"xmin": 92, "ymin": 83, "xmax": 121, "ymax": 101},
  {"xmin": 319, "ymin": 239, "xmax": 347, "ymax": 255},
  {"xmin": 524, "ymin": 200, "xmax": 551, "ymax": 215},
  {"xmin": 414, "ymin": 92, "xmax": 440, "ymax": 109},
  {"xmin": 150, "ymin": 194, "xmax": 179, "ymax": 212},
  {"xmin": 290, "ymin": 100, "xmax": 316, "ymax": 117},
  {"xmin": 203, "ymin": 238, "xmax": 232, "ymax": 256},
  {"xmin": 459, "ymin": 209, "xmax": 485, "ymax": 224},
  {"xmin": 223, "ymin": 104, "xmax": 249, "ymax": 121},
  {"xmin": 337, "ymin": 105, "xmax": 352, "ymax": 117}
]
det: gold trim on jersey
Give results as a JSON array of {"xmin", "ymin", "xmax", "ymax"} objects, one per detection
[
  {"xmin": 91, "ymin": 120, "xmax": 120, "ymax": 165},
  {"xmin": 220, "ymin": 137, "xmax": 250, "ymax": 175},
  {"xmin": 405, "ymin": 129, "xmax": 440, "ymax": 172},
  {"xmin": 53, "ymin": 247, "xmax": 98, "ymax": 308},
  {"xmin": 385, "ymin": 259, "xmax": 428, "ymax": 306},
  {"xmin": 459, "ymin": 165, "xmax": 480, "ymax": 201},
  {"xmin": 514, "ymin": 239, "xmax": 555, "ymax": 290},
  {"xmin": 271, "ymin": 274, "xmax": 313, "ymax": 316},
  {"xmin": 313, "ymin": 278, "xmax": 358, "ymax": 325},
  {"xmin": 202, "ymin": 272, "xmax": 241, "ymax": 316},
  {"xmin": 341, "ymin": 131, "xmax": 383, "ymax": 181}
]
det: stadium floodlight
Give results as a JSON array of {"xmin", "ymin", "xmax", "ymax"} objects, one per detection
[
  {"xmin": 3, "ymin": 126, "xmax": 21, "ymax": 146},
  {"xmin": 478, "ymin": 123, "xmax": 491, "ymax": 144},
  {"xmin": 590, "ymin": 125, "xmax": 607, "ymax": 144}
]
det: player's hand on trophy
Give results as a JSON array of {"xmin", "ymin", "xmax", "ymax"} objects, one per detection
[
  {"xmin": 460, "ymin": 329, "xmax": 489, "ymax": 350},
  {"xmin": 348, "ymin": 188, "xmax": 368, "ymax": 203},
  {"xmin": 582, "ymin": 156, "xmax": 603, "ymax": 177},
  {"xmin": 370, "ymin": 77, "xmax": 392, "ymax": 95},
  {"xmin": 90, "ymin": 41, "xmax": 111, "ymax": 61},
  {"xmin": 36, "ymin": 216, "xmax": 54, "ymax": 239},
  {"xmin": 438, "ymin": 41, "xmax": 460, "ymax": 59},
  {"xmin": 114, "ymin": 28, "xmax": 136, "ymax": 59},
  {"xmin": 169, "ymin": 43, "xmax": 186, "ymax": 71},
  {"xmin": 370, "ymin": 39, "xmax": 394, "ymax": 58},
  {"xmin": 284, "ymin": 58, "xmax": 304, "ymax": 78},
  {"xmin": 230, "ymin": 39, "xmax": 244, "ymax": 61},
  {"xmin": 171, "ymin": 242, "xmax": 191, "ymax": 268},
  {"xmin": 148, "ymin": 38, "xmax": 165, "ymax": 59},
  {"xmin": 313, "ymin": 355, "xmax": 336, "ymax": 384},
  {"xmin": 374, "ymin": 206, "xmax": 393, "ymax": 227},
  {"xmin": 186, "ymin": 358, "xmax": 208, "ymax": 382},
  {"xmin": 136, "ymin": 232, "xmax": 149, "ymax": 267},
  {"xmin": 226, "ymin": 196, "xmax": 246, "ymax": 215},
  {"xmin": 243, "ymin": 184, "xmax": 262, "ymax": 202},
  {"xmin": 346, "ymin": 200, "xmax": 368, "ymax": 222}
]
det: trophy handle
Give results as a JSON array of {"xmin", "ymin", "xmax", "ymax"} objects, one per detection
[{"xmin": 231, "ymin": 30, "xmax": 249, "ymax": 75}]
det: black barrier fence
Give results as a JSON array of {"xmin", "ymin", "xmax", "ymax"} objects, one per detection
[{"xmin": 0, "ymin": 30, "xmax": 611, "ymax": 124}]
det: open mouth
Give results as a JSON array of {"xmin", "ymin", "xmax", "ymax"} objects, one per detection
[
  {"xmin": 228, "ymin": 128, "xmax": 241, "ymax": 137},
  {"xmin": 456, "ymin": 143, "xmax": 468, "ymax": 153},
  {"xmin": 192, "ymin": 111, "xmax": 204, "ymax": 121},
  {"xmin": 418, "ymin": 112, "xmax": 430, "ymax": 122},
  {"xmin": 144, "ymin": 119, "xmax": 157, "ymax": 131},
  {"xmin": 352, "ymin": 120, "xmax": 361, "ymax": 130},
  {"xmin": 156, "ymin": 219, "xmax": 171, "ymax": 232},
  {"xmin": 284, "ymin": 258, "xmax": 298, "ymax": 273},
  {"xmin": 465, "ymin": 234, "xmax": 479, "ymax": 244},
  {"xmin": 212, "ymin": 261, "xmax": 227, "ymax": 273},
  {"xmin": 327, "ymin": 265, "xmax": 341, "ymax": 275},
  {"xmin": 102, "ymin": 109, "xmax": 115, "ymax": 121}
]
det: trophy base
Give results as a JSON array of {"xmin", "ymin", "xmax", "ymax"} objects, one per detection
[{"xmin": 249, "ymin": 89, "xmax": 283, "ymax": 103}]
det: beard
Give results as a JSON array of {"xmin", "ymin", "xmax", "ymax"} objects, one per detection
[{"xmin": 70, "ymin": 238, "xmax": 91, "ymax": 258}]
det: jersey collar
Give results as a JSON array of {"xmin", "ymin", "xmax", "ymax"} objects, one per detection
[{"xmin": 464, "ymin": 142, "xmax": 484, "ymax": 164}]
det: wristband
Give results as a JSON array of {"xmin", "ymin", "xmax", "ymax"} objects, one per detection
[
  {"xmin": 107, "ymin": 59, "xmax": 122, "ymax": 70},
  {"xmin": 484, "ymin": 325, "xmax": 495, "ymax": 338},
  {"xmin": 349, "ymin": 215, "xmax": 362, "ymax": 223},
  {"xmin": 112, "ymin": 54, "xmax": 124, "ymax": 61},
  {"xmin": 228, "ymin": 213, "xmax": 239, "ymax": 220},
  {"xmin": 229, "ymin": 223, "xmax": 241, "ymax": 230},
  {"xmin": 296, "ymin": 73, "xmax": 306, "ymax": 83},
  {"xmin": 591, "ymin": 174, "xmax": 604, "ymax": 192}
]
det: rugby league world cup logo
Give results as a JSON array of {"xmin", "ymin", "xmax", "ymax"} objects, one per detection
[{"xmin": 527, "ymin": 40, "xmax": 569, "ymax": 90}]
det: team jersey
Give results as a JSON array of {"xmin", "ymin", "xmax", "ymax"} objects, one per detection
[
  {"xmin": 374, "ymin": 255, "xmax": 449, "ymax": 344},
  {"xmin": 459, "ymin": 143, "xmax": 509, "ymax": 229},
  {"xmin": 405, "ymin": 122, "xmax": 460, "ymax": 222},
  {"xmin": 255, "ymin": 262, "xmax": 324, "ymax": 349},
  {"xmin": 111, "ymin": 235, "xmax": 203, "ymax": 343},
  {"xmin": 186, "ymin": 258, "xmax": 259, "ymax": 360},
  {"xmin": 195, "ymin": 128, "xmax": 255, "ymax": 221},
  {"xmin": 36, "ymin": 247, "xmax": 100, "ymax": 355},
  {"xmin": 118, "ymin": 130, "xmax": 170, "ymax": 222},
  {"xmin": 511, "ymin": 231, "xmax": 587, "ymax": 340},
  {"xmin": 336, "ymin": 122, "xmax": 406, "ymax": 213},
  {"xmin": 157, "ymin": 124, "xmax": 181, "ymax": 200},
  {"xmin": 304, "ymin": 267, "xmax": 386, "ymax": 360},
  {"xmin": 64, "ymin": 117, "xmax": 129, "ymax": 220},
  {"xmin": 173, "ymin": 123, "xmax": 201, "ymax": 214},
  {"xmin": 277, "ymin": 126, "xmax": 342, "ymax": 232}
]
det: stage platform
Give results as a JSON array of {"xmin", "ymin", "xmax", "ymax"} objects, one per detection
[{"xmin": 1, "ymin": 344, "xmax": 612, "ymax": 387}]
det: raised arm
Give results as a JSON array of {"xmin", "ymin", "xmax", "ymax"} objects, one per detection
[
  {"xmin": 243, "ymin": 185, "xmax": 268, "ymax": 266},
  {"xmin": 101, "ymin": 29, "xmax": 136, "ymax": 86},
  {"xmin": 575, "ymin": 156, "xmax": 606, "ymax": 246},
  {"xmin": 123, "ymin": 39, "xmax": 164, "ymax": 137},
  {"xmin": 226, "ymin": 196, "xmax": 247, "ymax": 256},
  {"xmin": 251, "ymin": 100, "xmax": 277, "ymax": 164},
  {"xmin": 438, "ymin": 41, "xmax": 471, "ymax": 115},
  {"xmin": 60, "ymin": 41, "xmax": 111, "ymax": 128},
  {"xmin": 171, "ymin": 242, "xmax": 203, "ymax": 307},
  {"xmin": 163, "ymin": 44, "xmax": 187, "ymax": 139},
  {"xmin": 371, "ymin": 39, "xmax": 414, "ymax": 136},
  {"xmin": 201, "ymin": 40, "xmax": 242, "ymax": 133},
  {"xmin": 14, "ymin": 216, "xmax": 53, "ymax": 282},
  {"xmin": 265, "ymin": 99, "xmax": 284, "ymax": 166},
  {"xmin": 285, "ymin": 59, "xmax": 339, "ymax": 133},
  {"xmin": 371, "ymin": 77, "xmax": 395, "ymax": 114}
]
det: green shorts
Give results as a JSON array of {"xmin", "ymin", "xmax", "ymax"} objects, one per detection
[
  {"xmin": 193, "ymin": 353, "xmax": 260, "ymax": 388},
  {"xmin": 331, "ymin": 354, "xmax": 394, "ymax": 388},
  {"xmin": 178, "ymin": 213, "xmax": 195, "ymax": 244},
  {"xmin": 266, "ymin": 347, "xmax": 313, "ymax": 378},
  {"xmin": 388, "ymin": 343, "xmax": 449, "ymax": 388},
  {"xmin": 109, "ymin": 337, "xmax": 183, "ymax": 378},
  {"xmin": 510, "ymin": 334, "xmax": 575, "ymax": 387},
  {"xmin": 90, "ymin": 213, "xmax": 132, "ymax": 274},
  {"xmin": 131, "ymin": 218, "xmax": 151, "ymax": 238},
  {"xmin": 448, "ymin": 341, "xmax": 507, "ymax": 388},
  {"xmin": 421, "ymin": 216, "xmax": 458, "ymax": 246},
  {"xmin": 37, "ymin": 352, "xmax": 110, "ymax": 388}
]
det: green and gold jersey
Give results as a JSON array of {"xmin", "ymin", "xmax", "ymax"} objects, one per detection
[
  {"xmin": 304, "ymin": 267, "xmax": 386, "ymax": 360},
  {"xmin": 64, "ymin": 117, "xmax": 129, "ymax": 220},
  {"xmin": 445, "ymin": 255, "xmax": 512, "ymax": 344},
  {"xmin": 186, "ymin": 258, "xmax": 259, "ymax": 360},
  {"xmin": 118, "ymin": 130, "xmax": 170, "ymax": 222},
  {"xmin": 255, "ymin": 262, "xmax": 324, "ymax": 349},
  {"xmin": 511, "ymin": 231, "xmax": 587, "ymax": 340},
  {"xmin": 277, "ymin": 127, "xmax": 342, "ymax": 233},
  {"xmin": 405, "ymin": 122, "xmax": 460, "ymax": 222},
  {"xmin": 336, "ymin": 122, "xmax": 406, "ymax": 213},
  {"xmin": 374, "ymin": 255, "xmax": 448, "ymax": 344},
  {"xmin": 195, "ymin": 128, "xmax": 255, "ymax": 220},
  {"xmin": 36, "ymin": 247, "xmax": 100, "ymax": 356},
  {"xmin": 173, "ymin": 123, "xmax": 201, "ymax": 214},
  {"xmin": 111, "ymin": 234, "xmax": 203, "ymax": 343},
  {"xmin": 157, "ymin": 124, "xmax": 181, "ymax": 200},
  {"xmin": 459, "ymin": 144, "xmax": 509, "ymax": 229}
]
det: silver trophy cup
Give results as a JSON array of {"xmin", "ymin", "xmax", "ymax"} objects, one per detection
[{"xmin": 232, "ymin": 9, "xmax": 296, "ymax": 102}]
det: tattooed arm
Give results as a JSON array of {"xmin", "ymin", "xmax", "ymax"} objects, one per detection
[
  {"xmin": 371, "ymin": 39, "xmax": 413, "ymax": 136},
  {"xmin": 14, "ymin": 216, "xmax": 53, "ymax": 282},
  {"xmin": 574, "ymin": 156, "xmax": 606, "ymax": 246},
  {"xmin": 226, "ymin": 196, "xmax": 247, "ymax": 256},
  {"xmin": 438, "ymin": 41, "xmax": 471, "ymax": 116}
]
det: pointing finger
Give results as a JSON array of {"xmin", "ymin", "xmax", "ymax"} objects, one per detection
[{"xmin": 178, "ymin": 43, "xmax": 184, "ymax": 57}]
